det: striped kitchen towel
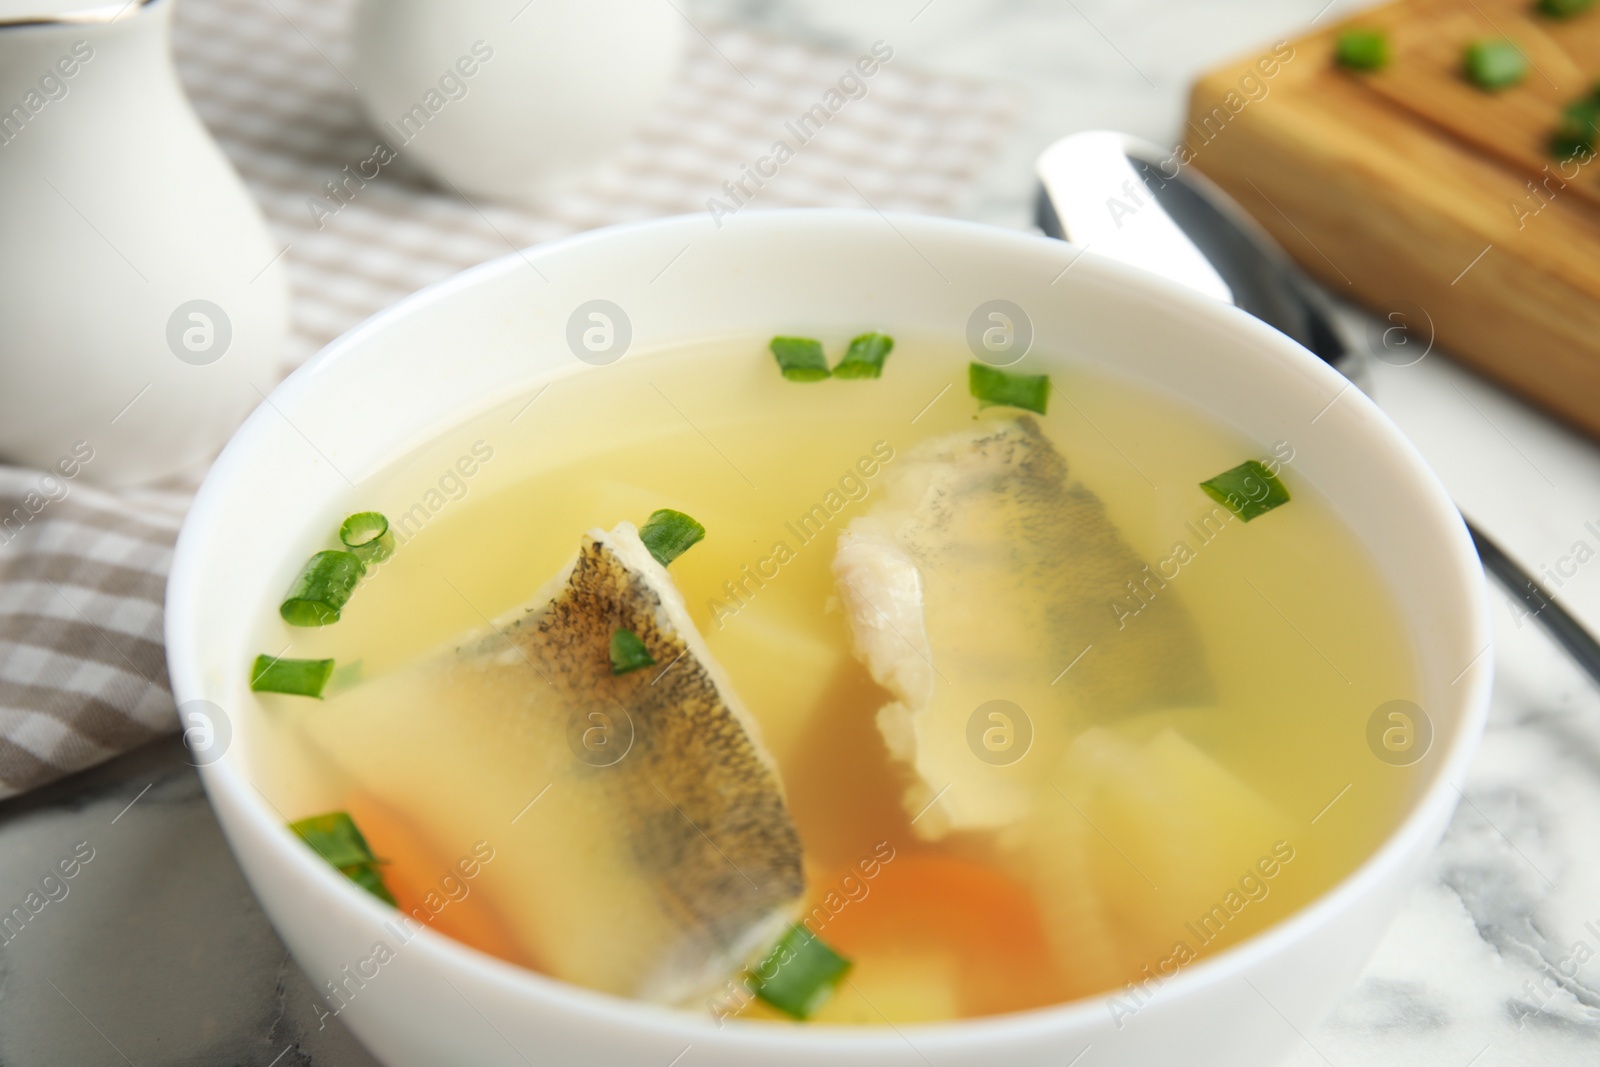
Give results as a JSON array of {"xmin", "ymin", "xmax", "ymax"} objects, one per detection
[{"xmin": 0, "ymin": 463, "xmax": 190, "ymax": 799}]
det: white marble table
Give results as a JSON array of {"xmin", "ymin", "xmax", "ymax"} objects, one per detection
[{"xmin": 3, "ymin": 0, "xmax": 1598, "ymax": 1064}]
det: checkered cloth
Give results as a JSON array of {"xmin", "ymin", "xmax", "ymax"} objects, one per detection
[
  {"xmin": 0, "ymin": 0, "xmax": 1018, "ymax": 798},
  {"xmin": 0, "ymin": 472, "xmax": 189, "ymax": 798}
]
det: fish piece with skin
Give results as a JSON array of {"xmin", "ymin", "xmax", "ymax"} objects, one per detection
[
  {"xmin": 833, "ymin": 416, "xmax": 1211, "ymax": 838},
  {"xmin": 299, "ymin": 522, "xmax": 804, "ymax": 1007},
  {"xmin": 487, "ymin": 522, "xmax": 805, "ymax": 1003}
]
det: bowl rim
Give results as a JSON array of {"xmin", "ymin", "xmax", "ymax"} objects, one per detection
[{"xmin": 167, "ymin": 207, "xmax": 1494, "ymax": 1051}]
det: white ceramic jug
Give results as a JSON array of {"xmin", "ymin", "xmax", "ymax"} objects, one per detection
[
  {"xmin": 350, "ymin": 0, "xmax": 684, "ymax": 205},
  {"xmin": 0, "ymin": 0, "xmax": 289, "ymax": 487}
]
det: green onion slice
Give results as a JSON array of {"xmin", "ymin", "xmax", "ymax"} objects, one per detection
[
  {"xmin": 290, "ymin": 811, "xmax": 379, "ymax": 868},
  {"xmin": 1463, "ymin": 39, "xmax": 1527, "ymax": 90},
  {"xmin": 250, "ymin": 654, "xmax": 335, "ymax": 698},
  {"xmin": 833, "ymin": 332, "xmax": 895, "ymax": 379},
  {"xmin": 290, "ymin": 812, "xmax": 396, "ymax": 906},
  {"xmin": 340, "ymin": 511, "xmax": 395, "ymax": 564},
  {"xmin": 280, "ymin": 550, "xmax": 365, "ymax": 627},
  {"xmin": 969, "ymin": 362, "xmax": 1050, "ymax": 415},
  {"xmin": 751, "ymin": 924, "xmax": 853, "ymax": 1019},
  {"xmin": 1335, "ymin": 29, "xmax": 1389, "ymax": 71},
  {"xmin": 639, "ymin": 508, "xmax": 706, "ymax": 567},
  {"xmin": 1551, "ymin": 97, "xmax": 1600, "ymax": 160},
  {"xmin": 1199, "ymin": 460, "xmax": 1291, "ymax": 522},
  {"xmin": 342, "ymin": 863, "xmax": 398, "ymax": 906},
  {"xmin": 610, "ymin": 628, "xmax": 655, "ymax": 675},
  {"xmin": 770, "ymin": 337, "xmax": 831, "ymax": 382},
  {"xmin": 1538, "ymin": 0, "xmax": 1595, "ymax": 18}
]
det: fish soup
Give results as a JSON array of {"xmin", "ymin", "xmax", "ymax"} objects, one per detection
[{"xmin": 246, "ymin": 333, "xmax": 1419, "ymax": 1025}]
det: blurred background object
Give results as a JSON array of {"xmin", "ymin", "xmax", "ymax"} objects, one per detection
[
  {"xmin": 349, "ymin": 0, "xmax": 685, "ymax": 205},
  {"xmin": 0, "ymin": 0, "xmax": 289, "ymax": 487},
  {"xmin": 1187, "ymin": 0, "xmax": 1600, "ymax": 440}
]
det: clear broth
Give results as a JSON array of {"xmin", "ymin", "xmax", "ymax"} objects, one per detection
[{"xmin": 249, "ymin": 335, "xmax": 1419, "ymax": 1024}]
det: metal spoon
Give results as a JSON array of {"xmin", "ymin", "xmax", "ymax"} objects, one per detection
[{"xmin": 1034, "ymin": 131, "xmax": 1600, "ymax": 685}]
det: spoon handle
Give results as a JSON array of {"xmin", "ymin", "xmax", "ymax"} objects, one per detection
[{"xmin": 1469, "ymin": 521, "xmax": 1600, "ymax": 684}]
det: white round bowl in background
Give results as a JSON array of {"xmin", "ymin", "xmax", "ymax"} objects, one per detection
[
  {"xmin": 350, "ymin": 0, "xmax": 685, "ymax": 205},
  {"xmin": 165, "ymin": 210, "xmax": 1492, "ymax": 1066}
]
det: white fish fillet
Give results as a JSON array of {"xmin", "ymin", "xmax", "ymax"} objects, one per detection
[{"xmin": 833, "ymin": 416, "xmax": 1210, "ymax": 838}]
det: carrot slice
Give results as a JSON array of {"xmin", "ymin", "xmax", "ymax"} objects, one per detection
[{"xmin": 808, "ymin": 851, "xmax": 1066, "ymax": 1016}]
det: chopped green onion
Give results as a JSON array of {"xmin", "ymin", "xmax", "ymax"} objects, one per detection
[
  {"xmin": 1538, "ymin": 0, "xmax": 1595, "ymax": 17},
  {"xmin": 342, "ymin": 863, "xmax": 397, "ymax": 905},
  {"xmin": 969, "ymin": 362, "xmax": 1050, "ymax": 415},
  {"xmin": 290, "ymin": 811, "xmax": 379, "ymax": 867},
  {"xmin": 290, "ymin": 812, "xmax": 395, "ymax": 906},
  {"xmin": 751, "ymin": 924, "xmax": 852, "ymax": 1019},
  {"xmin": 1463, "ymin": 39, "xmax": 1527, "ymax": 90},
  {"xmin": 250, "ymin": 654, "xmax": 335, "ymax": 698},
  {"xmin": 833, "ymin": 332, "xmax": 895, "ymax": 379},
  {"xmin": 1199, "ymin": 460, "xmax": 1291, "ymax": 522},
  {"xmin": 1335, "ymin": 29, "xmax": 1389, "ymax": 71},
  {"xmin": 340, "ymin": 511, "xmax": 395, "ymax": 564},
  {"xmin": 1551, "ymin": 96, "xmax": 1600, "ymax": 160},
  {"xmin": 769, "ymin": 337, "xmax": 831, "ymax": 382},
  {"xmin": 639, "ymin": 508, "xmax": 705, "ymax": 567},
  {"xmin": 280, "ymin": 550, "xmax": 365, "ymax": 627},
  {"xmin": 610, "ymin": 628, "xmax": 655, "ymax": 675}
]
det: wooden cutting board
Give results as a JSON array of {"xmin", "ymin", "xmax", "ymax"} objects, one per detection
[{"xmin": 1186, "ymin": 0, "xmax": 1600, "ymax": 437}]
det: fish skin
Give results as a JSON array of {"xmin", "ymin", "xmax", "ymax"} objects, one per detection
[
  {"xmin": 493, "ymin": 522, "xmax": 804, "ymax": 1003},
  {"xmin": 834, "ymin": 416, "xmax": 1212, "ymax": 838}
]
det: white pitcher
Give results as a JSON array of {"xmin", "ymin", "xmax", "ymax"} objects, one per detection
[
  {"xmin": 0, "ymin": 0, "xmax": 289, "ymax": 487},
  {"xmin": 350, "ymin": 0, "xmax": 684, "ymax": 205}
]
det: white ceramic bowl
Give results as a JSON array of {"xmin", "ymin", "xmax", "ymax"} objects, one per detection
[{"xmin": 165, "ymin": 210, "xmax": 1492, "ymax": 1067}]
